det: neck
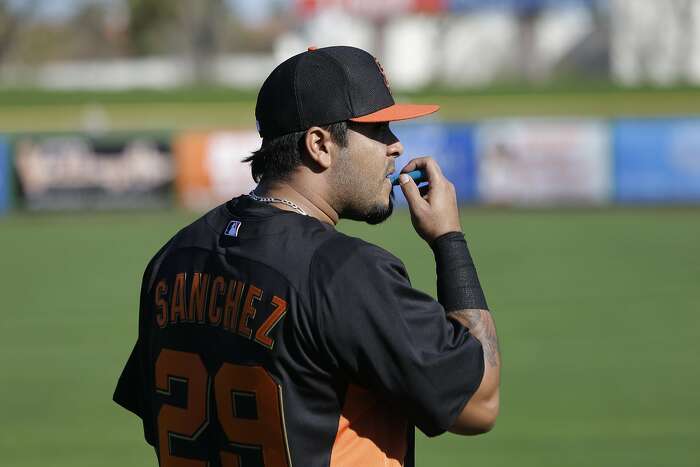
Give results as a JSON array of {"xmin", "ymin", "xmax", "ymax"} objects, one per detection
[{"xmin": 255, "ymin": 179, "xmax": 339, "ymax": 226}]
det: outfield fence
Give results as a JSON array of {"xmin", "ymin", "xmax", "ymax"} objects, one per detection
[{"xmin": 1, "ymin": 116, "xmax": 699, "ymax": 215}]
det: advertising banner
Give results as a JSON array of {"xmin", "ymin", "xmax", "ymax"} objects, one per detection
[
  {"xmin": 476, "ymin": 119, "xmax": 610, "ymax": 205},
  {"xmin": 13, "ymin": 133, "xmax": 173, "ymax": 211},
  {"xmin": 0, "ymin": 136, "xmax": 10, "ymax": 215},
  {"xmin": 448, "ymin": 0, "xmax": 591, "ymax": 12},
  {"xmin": 392, "ymin": 122, "xmax": 478, "ymax": 204},
  {"xmin": 296, "ymin": 0, "xmax": 444, "ymax": 17},
  {"xmin": 613, "ymin": 118, "xmax": 700, "ymax": 203},
  {"xmin": 174, "ymin": 130, "xmax": 260, "ymax": 210}
]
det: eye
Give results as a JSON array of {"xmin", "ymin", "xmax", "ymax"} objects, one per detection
[
  {"xmin": 349, "ymin": 121, "xmax": 391, "ymax": 142},
  {"xmin": 377, "ymin": 123, "xmax": 390, "ymax": 138}
]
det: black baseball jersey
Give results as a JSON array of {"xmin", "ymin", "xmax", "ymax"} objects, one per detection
[{"xmin": 114, "ymin": 195, "xmax": 485, "ymax": 467}]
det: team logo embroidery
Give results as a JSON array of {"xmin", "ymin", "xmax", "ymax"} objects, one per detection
[
  {"xmin": 374, "ymin": 57, "xmax": 392, "ymax": 95},
  {"xmin": 224, "ymin": 220, "xmax": 242, "ymax": 237}
]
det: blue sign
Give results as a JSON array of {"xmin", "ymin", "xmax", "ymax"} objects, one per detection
[
  {"xmin": 0, "ymin": 136, "xmax": 9, "ymax": 215},
  {"xmin": 391, "ymin": 122, "xmax": 478, "ymax": 204},
  {"xmin": 613, "ymin": 118, "xmax": 700, "ymax": 203}
]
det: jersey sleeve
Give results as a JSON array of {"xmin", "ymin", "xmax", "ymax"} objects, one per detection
[
  {"xmin": 308, "ymin": 236, "xmax": 485, "ymax": 437},
  {"xmin": 113, "ymin": 341, "xmax": 144, "ymax": 416},
  {"xmin": 113, "ymin": 260, "xmax": 158, "ymax": 446}
]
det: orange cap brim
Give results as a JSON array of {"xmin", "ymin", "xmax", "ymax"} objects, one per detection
[{"xmin": 349, "ymin": 103, "xmax": 440, "ymax": 123}]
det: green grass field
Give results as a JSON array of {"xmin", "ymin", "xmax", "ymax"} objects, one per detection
[
  {"xmin": 1, "ymin": 85, "xmax": 700, "ymax": 132},
  {"xmin": 1, "ymin": 208, "xmax": 698, "ymax": 467}
]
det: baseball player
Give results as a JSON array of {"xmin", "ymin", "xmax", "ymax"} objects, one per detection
[{"xmin": 114, "ymin": 45, "xmax": 500, "ymax": 467}]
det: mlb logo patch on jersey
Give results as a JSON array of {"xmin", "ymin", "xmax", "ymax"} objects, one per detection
[{"xmin": 224, "ymin": 220, "xmax": 242, "ymax": 237}]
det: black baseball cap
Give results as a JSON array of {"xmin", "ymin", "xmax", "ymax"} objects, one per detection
[{"xmin": 255, "ymin": 45, "xmax": 439, "ymax": 139}]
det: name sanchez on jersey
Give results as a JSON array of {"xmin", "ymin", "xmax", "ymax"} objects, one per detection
[{"xmin": 152, "ymin": 272, "xmax": 287, "ymax": 350}]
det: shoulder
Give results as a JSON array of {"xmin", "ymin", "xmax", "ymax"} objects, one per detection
[
  {"xmin": 144, "ymin": 202, "xmax": 230, "ymax": 270},
  {"xmin": 138, "ymin": 206, "xmax": 218, "ymax": 291},
  {"xmin": 140, "ymin": 237, "xmax": 175, "ymax": 294},
  {"xmin": 310, "ymin": 232, "xmax": 408, "ymax": 286}
]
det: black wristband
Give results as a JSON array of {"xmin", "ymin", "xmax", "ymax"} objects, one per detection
[{"xmin": 431, "ymin": 231, "xmax": 489, "ymax": 312}]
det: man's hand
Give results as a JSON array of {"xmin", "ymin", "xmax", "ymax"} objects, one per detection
[{"xmin": 398, "ymin": 157, "xmax": 462, "ymax": 244}]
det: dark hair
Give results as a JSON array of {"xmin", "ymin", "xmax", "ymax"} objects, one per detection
[{"xmin": 243, "ymin": 121, "xmax": 348, "ymax": 183}]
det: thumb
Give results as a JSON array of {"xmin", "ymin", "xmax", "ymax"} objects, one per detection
[{"xmin": 399, "ymin": 173, "xmax": 425, "ymax": 211}]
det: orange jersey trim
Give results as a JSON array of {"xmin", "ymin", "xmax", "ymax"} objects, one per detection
[{"xmin": 330, "ymin": 385, "xmax": 407, "ymax": 467}]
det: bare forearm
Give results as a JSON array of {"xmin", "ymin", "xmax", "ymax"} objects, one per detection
[
  {"xmin": 447, "ymin": 309, "xmax": 501, "ymax": 434},
  {"xmin": 397, "ymin": 156, "xmax": 499, "ymax": 376},
  {"xmin": 448, "ymin": 309, "xmax": 500, "ymax": 369}
]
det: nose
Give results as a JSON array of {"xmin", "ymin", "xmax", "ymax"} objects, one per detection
[
  {"xmin": 387, "ymin": 131, "xmax": 403, "ymax": 159},
  {"xmin": 388, "ymin": 141, "xmax": 403, "ymax": 159}
]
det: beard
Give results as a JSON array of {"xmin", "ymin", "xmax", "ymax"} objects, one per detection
[
  {"xmin": 343, "ymin": 191, "xmax": 395, "ymax": 225},
  {"xmin": 365, "ymin": 191, "xmax": 394, "ymax": 225},
  {"xmin": 332, "ymin": 147, "xmax": 395, "ymax": 225}
]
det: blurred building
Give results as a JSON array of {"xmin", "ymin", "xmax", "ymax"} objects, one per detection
[
  {"xmin": 0, "ymin": 0, "xmax": 699, "ymax": 90},
  {"xmin": 611, "ymin": 0, "xmax": 700, "ymax": 85}
]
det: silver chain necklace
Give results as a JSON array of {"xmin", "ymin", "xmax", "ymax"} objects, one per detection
[{"xmin": 248, "ymin": 191, "xmax": 308, "ymax": 216}]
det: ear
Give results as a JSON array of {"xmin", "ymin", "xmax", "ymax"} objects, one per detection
[{"xmin": 304, "ymin": 126, "xmax": 333, "ymax": 170}]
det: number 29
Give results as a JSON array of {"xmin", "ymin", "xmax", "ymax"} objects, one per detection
[{"xmin": 155, "ymin": 349, "xmax": 291, "ymax": 467}]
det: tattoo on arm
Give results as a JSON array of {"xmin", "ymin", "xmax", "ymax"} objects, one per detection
[{"xmin": 448, "ymin": 309, "xmax": 500, "ymax": 368}]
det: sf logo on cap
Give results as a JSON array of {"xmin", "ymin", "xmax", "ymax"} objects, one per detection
[{"xmin": 374, "ymin": 57, "xmax": 391, "ymax": 95}]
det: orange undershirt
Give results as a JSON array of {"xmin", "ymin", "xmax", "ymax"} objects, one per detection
[{"xmin": 330, "ymin": 385, "xmax": 408, "ymax": 467}]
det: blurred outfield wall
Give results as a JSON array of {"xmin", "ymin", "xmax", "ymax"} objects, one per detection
[
  {"xmin": 0, "ymin": 137, "xmax": 10, "ymax": 215},
  {"xmin": 2, "ymin": 116, "xmax": 700, "ymax": 215},
  {"xmin": 4, "ymin": 1, "xmax": 700, "ymax": 90}
]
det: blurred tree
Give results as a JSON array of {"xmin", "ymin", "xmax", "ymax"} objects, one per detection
[
  {"xmin": 0, "ymin": 0, "xmax": 37, "ymax": 67},
  {"xmin": 70, "ymin": 3, "xmax": 126, "ymax": 59},
  {"xmin": 555, "ymin": 0, "xmax": 610, "ymax": 81},
  {"xmin": 126, "ymin": 0, "xmax": 177, "ymax": 55},
  {"xmin": 515, "ymin": 3, "xmax": 544, "ymax": 82},
  {"xmin": 177, "ymin": 0, "xmax": 227, "ymax": 83},
  {"xmin": 673, "ymin": 0, "xmax": 695, "ymax": 81},
  {"xmin": 126, "ymin": 0, "xmax": 228, "ymax": 82}
]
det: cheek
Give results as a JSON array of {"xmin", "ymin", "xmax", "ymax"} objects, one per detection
[
  {"xmin": 360, "ymin": 142, "xmax": 388, "ymax": 177},
  {"xmin": 340, "ymin": 136, "xmax": 388, "ymax": 197},
  {"xmin": 346, "ymin": 146, "xmax": 380, "ymax": 181}
]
